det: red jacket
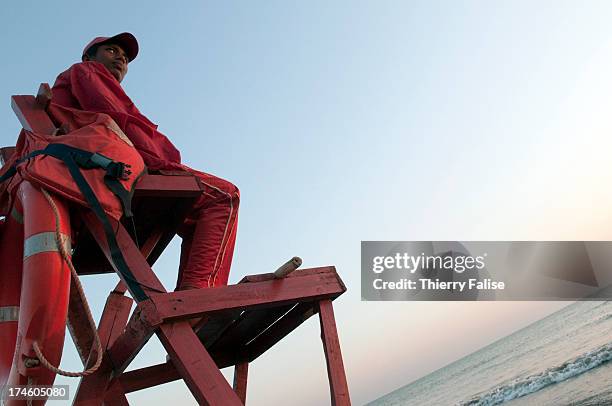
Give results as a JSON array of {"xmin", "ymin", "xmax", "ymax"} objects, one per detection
[{"xmin": 52, "ymin": 61, "xmax": 181, "ymax": 171}]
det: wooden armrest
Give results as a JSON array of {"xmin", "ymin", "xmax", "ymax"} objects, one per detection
[
  {"xmin": 155, "ymin": 170, "xmax": 194, "ymax": 177},
  {"xmin": 134, "ymin": 174, "xmax": 201, "ymax": 197}
]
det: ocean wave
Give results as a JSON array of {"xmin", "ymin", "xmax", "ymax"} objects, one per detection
[
  {"xmin": 578, "ymin": 311, "xmax": 612, "ymax": 330},
  {"xmin": 459, "ymin": 342, "xmax": 612, "ymax": 406},
  {"xmin": 596, "ymin": 313, "xmax": 612, "ymax": 323}
]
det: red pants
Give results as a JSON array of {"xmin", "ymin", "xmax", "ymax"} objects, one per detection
[{"xmin": 174, "ymin": 166, "xmax": 240, "ymax": 290}]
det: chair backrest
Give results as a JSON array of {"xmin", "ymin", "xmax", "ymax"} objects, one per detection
[
  {"xmin": 11, "ymin": 83, "xmax": 56, "ymax": 135},
  {"xmin": 2, "ymin": 84, "xmax": 53, "ymax": 165}
]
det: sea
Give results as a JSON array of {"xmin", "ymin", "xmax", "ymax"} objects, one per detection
[{"xmin": 368, "ymin": 299, "xmax": 612, "ymax": 406}]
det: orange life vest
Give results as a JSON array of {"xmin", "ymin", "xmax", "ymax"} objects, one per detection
[
  {"xmin": 1, "ymin": 103, "xmax": 145, "ymax": 221},
  {"xmin": 1, "ymin": 104, "xmax": 150, "ymax": 302}
]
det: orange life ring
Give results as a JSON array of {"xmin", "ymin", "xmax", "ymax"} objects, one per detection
[
  {"xmin": 0, "ymin": 181, "xmax": 71, "ymax": 405},
  {"xmin": 0, "ymin": 196, "xmax": 23, "ymax": 388}
]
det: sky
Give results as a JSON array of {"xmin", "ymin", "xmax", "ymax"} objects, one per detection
[{"xmin": 1, "ymin": 1, "xmax": 612, "ymax": 405}]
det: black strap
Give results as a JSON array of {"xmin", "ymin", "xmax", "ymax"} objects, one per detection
[
  {"xmin": 61, "ymin": 153, "xmax": 148, "ymax": 301},
  {"xmin": 46, "ymin": 145, "xmax": 135, "ymax": 216},
  {"xmin": 1, "ymin": 143, "xmax": 149, "ymax": 301},
  {"xmin": 3, "ymin": 144, "xmax": 135, "ymax": 218},
  {"xmin": 104, "ymin": 177, "xmax": 134, "ymax": 218},
  {"xmin": 0, "ymin": 166, "xmax": 17, "ymax": 183}
]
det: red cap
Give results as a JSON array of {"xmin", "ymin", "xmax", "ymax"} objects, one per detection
[{"xmin": 82, "ymin": 32, "xmax": 139, "ymax": 62}]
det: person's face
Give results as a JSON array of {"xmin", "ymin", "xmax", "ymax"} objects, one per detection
[{"xmin": 84, "ymin": 43, "xmax": 129, "ymax": 83}]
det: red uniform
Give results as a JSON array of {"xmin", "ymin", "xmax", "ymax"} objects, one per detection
[{"xmin": 52, "ymin": 61, "xmax": 239, "ymax": 288}]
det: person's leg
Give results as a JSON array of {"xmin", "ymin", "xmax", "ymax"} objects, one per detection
[{"xmin": 175, "ymin": 168, "xmax": 240, "ymax": 290}]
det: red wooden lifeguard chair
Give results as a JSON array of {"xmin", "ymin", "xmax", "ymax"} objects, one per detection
[{"xmin": 1, "ymin": 84, "xmax": 350, "ymax": 405}]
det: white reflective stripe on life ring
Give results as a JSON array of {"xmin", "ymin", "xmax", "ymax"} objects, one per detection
[
  {"xmin": 0, "ymin": 306, "xmax": 19, "ymax": 323},
  {"xmin": 23, "ymin": 232, "xmax": 71, "ymax": 260}
]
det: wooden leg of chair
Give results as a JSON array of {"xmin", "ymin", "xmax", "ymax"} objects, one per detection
[
  {"xmin": 104, "ymin": 380, "xmax": 130, "ymax": 406},
  {"xmin": 72, "ymin": 292, "xmax": 133, "ymax": 405},
  {"xmin": 157, "ymin": 321, "xmax": 243, "ymax": 406},
  {"xmin": 81, "ymin": 212, "xmax": 167, "ymax": 300},
  {"xmin": 113, "ymin": 280, "xmax": 128, "ymax": 294},
  {"xmin": 111, "ymin": 229, "xmax": 164, "ymax": 296},
  {"xmin": 233, "ymin": 362, "xmax": 248, "ymax": 404},
  {"xmin": 318, "ymin": 299, "xmax": 351, "ymax": 406},
  {"xmin": 67, "ymin": 278, "xmax": 96, "ymax": 366}
]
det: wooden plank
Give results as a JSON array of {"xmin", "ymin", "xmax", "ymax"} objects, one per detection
[
  {"xmin": 207, "ymin": 304, "xmax": 295, "ymax": 356},
  {"xmin": 208, "ymin": 302, "xmax": 318, "ymax": 368},
  {"xmin": 150, "ymin": 268, "xmax": 344, "ymax": 322},
  {"xmin": 143, "ymin": 223, "xmax": 183, "ymax": 269},
  {"xmin": 80, "ymin": 210, "xmax": 167, "ymax": 299},
  {"xmin": 233, "ymin": 362, "xmax": 248, "ymax": 404},
  {"xmin": 113, "ymin": 356, "xmax": 248, "ymax": 396},
  {"xmin": 116, "ymin": 362, "xmax": 181, "ymax": 393},
  {"xmin": 238, "ymin": 266, "xmax": 338, "ymax": 284},
  {"xmin": 67, "ymin": 278, "xmax": 95, "ymax": 365},
  {"xmin": 318, "ymin": 299, "xmax": 351, "ymax": 406},
  {"xmin": 243, "ymin": 302, "xmax": 317, "ymax": 364},
  {"xmin": 68, "ymin": 288, "xmax": 133, "ymax": 366},
  {"xmin": 106, "ymin": 301, "xmax": 157, "ymax": 374},
  {"xmin": 74, "ymin": 213, "xmax": 175, "ymax": 276},
  {"xmin": 103, "ymin": 295, "xmax": 134, "ymax": 348},
  {"xmin": 112, "ymin": 302, "xmax": 347, "ymax": 398},
  {"xmin": 139, "ymin": 229, "xmax": 164, "ymax": 260},
  {"xmin": 11, "ymin": 95, "xmax": 56, "ymax": 135},
  {"xmin": 135, "ymin": 197, "xmax": 195, "ymax": 267},
  {"xmin": 113, "ymin": 280, "xmax": 128, "ymax": 295},
  {"xmin": 72, "ymin": 292, "xmax": 133, "ymax": 405},
  {"xmin": 197, "ymin": 308, "xmax": 244, "ymax": 348},
  {"xmin": 134, "ymin": 174, "xmax": 201, "ymax": 197},
  {"xmin": 156, "ymin": 321, "xmax": 243, "ymax": 405},
  {"xmin": 74, "ymin": 173, "xmax": 200, "ymax": 276},
  {"xmin": 102, "ymin": 231, "xmax": 164, "ymax": 288},
  {"xmin": 103, "ymin": 380, "xmax": 130, "ymax": 406}
]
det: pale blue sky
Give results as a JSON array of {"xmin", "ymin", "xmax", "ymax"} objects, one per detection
[{"xmin": 2, "ymin": 1, "xmax": 612, "ymax": 405}]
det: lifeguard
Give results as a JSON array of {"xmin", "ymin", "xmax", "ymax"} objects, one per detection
[{"xmin": 51, "ymin": 33, "xmax": 240, "ymax": 290}]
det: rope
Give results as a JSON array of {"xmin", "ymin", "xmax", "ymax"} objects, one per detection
[{"xmin": 28, "ymin": 188, "xmax": 104, "ymax": 377}]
